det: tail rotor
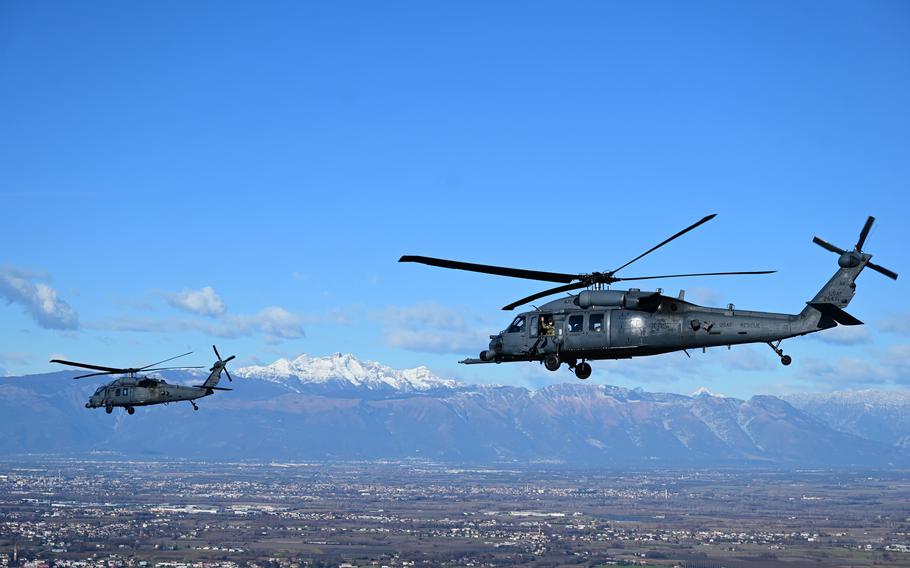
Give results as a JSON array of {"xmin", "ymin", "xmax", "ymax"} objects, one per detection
[
  {"xmin": 813, "ymin": 216, "xmax": 898, "ymax": 280},
  {"xmin": 211, "ymin": 345, "xmax": 236, "ymax": 382}
]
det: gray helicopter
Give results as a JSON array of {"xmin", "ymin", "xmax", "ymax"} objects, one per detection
[
  {"xmin": 50, "ymin": 345, "xmax": 236, "ymax": 414},
  {"xmin": 401, "ymin": 215, "xmax": 897, "ymax": 380}
]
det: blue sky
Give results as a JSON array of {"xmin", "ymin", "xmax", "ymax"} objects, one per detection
[{"xmin": 1, "ymin": 1, "xmax": 908, "ymax": 397}]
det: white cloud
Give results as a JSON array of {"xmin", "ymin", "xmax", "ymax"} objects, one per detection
[
  {"xmin": 0, "ymin": 351, "xmax": 32, "ymax": 365},
  {"xmin": 810, "ymin": 325, "xmax": 871, "ymax": 345},
  {"xmin": 879, "ymin": 313, "xmax": 910, "ymax": 335},
  {"xmin": 0, "ymin": 351, "xmax": 33, "ymax": 377},
  {"xmin": 0, "ymin": 266, "xmax": 79, "ymax": 330},
  {"xmin": 229, "ymin": 307, "xmax": 305, "ymax": 339},
  {"xmin": 380, "ymin": 303, "xmax": 471, "ymax": 330},
  {"xmin": 716, "ymin": 346, "xmax": 776, "ymax": 371},
  {"xmin": 385, "ymin": 329, "xmax": 480, "ymax": 354},
  {"xmin": 597, "ymin": 351, "xmax": 703, "ymax": 383},
  {"xmin": 92, "ymin": 286, "xmax": 312, "ymax": 341},
  {"xmin": 799, "ymin": 356, "xmax": 891, "ymax": 386},
  {"xmin": 798, "ymin": 344, "xmax": 910, "ymax": 387},
  {"xmin": 164, "ymin": 286, "xmax": 226, "ymax": 318},
  {"xmin": 684, "ymin": 286, "xmax": 725, "ymax": 306},
  {"xmin": 94, "ymin": 307, "xmax": 305, "ymax": 340},
  {"xmin": 375, "ymin": 302, "xmax": 490, "ymax": 354},
  {"xmin": 95, "ymin": 286, "xmax": 314, "ymax": 341}
]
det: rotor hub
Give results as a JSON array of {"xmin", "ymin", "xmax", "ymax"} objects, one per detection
[{"xmin": 838, "ymin": 251, "xmax": 862, "ymax": 269}]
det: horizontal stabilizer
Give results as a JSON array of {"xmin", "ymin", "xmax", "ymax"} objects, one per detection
[
  {"xmin": 807, "ymin": 302, "xmax": 864, "ymax": 326},
  {"xmin": 193, "ymin": 385, "xmax": 233, "ymax": 391}
]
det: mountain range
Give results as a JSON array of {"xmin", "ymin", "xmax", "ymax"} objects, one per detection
[
  {"xmin": 1, "ymin": 353, "xmax": 907, "ymax": 467},
  {"xmin": 784, "ymin": 389, "xmax": 910, "ymax": 449}
]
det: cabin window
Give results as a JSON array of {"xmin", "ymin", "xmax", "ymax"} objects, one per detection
[
  {"xmin": 507, "ymin": 316, "xmax": 526, "ymax": 333},
  {"xmin": 114, "ymin": 388, "xmax": 121, "ymax": 396},
  {"xmin": 590, "ymin": 313, "xmax": 605, "ymax": 332},
  {"xmin": 568, "ymin": 315, "xmax": 584, "ymax": 333}
]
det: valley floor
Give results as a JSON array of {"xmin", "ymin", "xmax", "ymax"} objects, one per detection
[{"xmin": 0, "ymin": 459, "xmax": 908, "ymax": 567}]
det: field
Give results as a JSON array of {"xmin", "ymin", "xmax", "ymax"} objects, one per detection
[{"xmin": 1, "ymin": 460, "xmax": 908, "ymax": 567}]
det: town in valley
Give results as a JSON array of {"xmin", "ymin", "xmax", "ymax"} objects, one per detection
[{"xmin": 1, "ymin": 460, "xmax": 908, "ymax": 568}]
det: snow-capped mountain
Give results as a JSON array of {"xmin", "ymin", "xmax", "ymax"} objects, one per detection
[
  {"xmin": 235, "ymin": 352, "xmax": 460, "ymax": 393},
  {"xmin": 691, "ymin": 386, "xmax": 727, "ymax": 398},
  {"xmin": 784, "ymin": 389, "xmax": 910, "ymax": 448}
]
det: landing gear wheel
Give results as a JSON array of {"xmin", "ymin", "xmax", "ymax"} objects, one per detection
[
  {"xmin": 575, "ymin": 362, "xmax": 592, "ymax": 380},
  {"xmin": 767, "ymin": 341, "xmax": 792, "ymax": 367},
  {"xmin": 105, "ymin": 406, "xmax": 113, "ymax": 414},
  {"xmin": 126, "ymin": 407, "xmax": 135, "ymax": 415},
  {"xmin": 543, "ymin": 354, "xmax": 561, "ymax": 372},
  {"xmin": 190, "ymin": 400, "xmax": 199, "ymax": 411}
]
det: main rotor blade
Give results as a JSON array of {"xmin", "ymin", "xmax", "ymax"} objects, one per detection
[
  {"xmin": 812, "ymin": 236, "xmax": 845, "ymax": 255},
  {"xmin": 867, "ymin": 261, "xmax": 898, "ymax": 280},
  {"xmin": 142, "ymin": 366, "xmax": 205, "ymax": 371},
  {"xmin": 72, "ymin": 371, "xmax": 117, "ymax": 380},
  {"xmin": 614, "ymin": 270, "xmax": 776, "ymax": 282},
  {"xmin": 502, "ymin": 281, "xmax": 590, "ymax": 311},
  {"xmin": 140, "ymin": 351, "xmax": 193, "ymax": 370},
  {"xmin": 856, "ymin": 216, "xmax": 875, "ymax": 251},
  {"xmin": 400, "ymin": 255, "xmax": 578, "ymax": 284},
  {"xmin": 610, "ymin": 214, "xmax": 717, "ymax": 276},
  {"xmin": 50, "ymin": 360, "xmax": 128, "ymax": 373}
]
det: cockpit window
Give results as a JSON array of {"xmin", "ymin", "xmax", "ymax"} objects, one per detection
[
  {"xmin": 507, "ymin": 316, "xmax": 526, "ymax": 333},
  {"xmin": 94, "ymin": 387, "xmax": 104, "ymax": 396}
]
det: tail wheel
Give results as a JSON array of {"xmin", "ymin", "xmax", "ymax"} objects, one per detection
[
  {"xmin": 543, "ymin": 354, "xmax": 561, "ymax": 372},
  {"xmin": 781, "ymin": 355, "xmax": 792, "ymax": 366},
  {"xmin": 575, "ymin": 362, "xmax": 592, "ymax": 380}
]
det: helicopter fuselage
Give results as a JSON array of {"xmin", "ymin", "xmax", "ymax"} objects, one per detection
[
  {"xmin": 475, "ymin": 291, "xmax": 810, "ymax": 367},
  {"xmin": 85, "ymin": 376, "xmax": 214, "ymax": 411}
]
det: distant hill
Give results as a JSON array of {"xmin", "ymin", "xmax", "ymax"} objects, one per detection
[
  {"xmin": 1, "ymin": 353, "xmax": 906, "ymax": 467},
  {"xmin": 784, "ymin": 389, "xmax": 910, "ymax": 449}
]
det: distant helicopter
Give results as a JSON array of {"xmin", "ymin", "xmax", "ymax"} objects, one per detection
[
  {"xmin": 50, "ymin": 345, "xmax": 236, "ymax": 414},
  {"xmin": 401, "ymin": 215, "xmax": 897, "ymax": 380}
]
